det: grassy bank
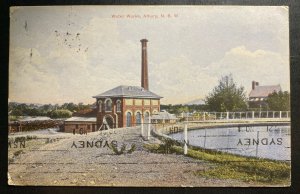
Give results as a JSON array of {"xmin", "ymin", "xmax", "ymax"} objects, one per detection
[{"xmin": 143, "ymin": 143, "xmax": 290, "ymax": 185}]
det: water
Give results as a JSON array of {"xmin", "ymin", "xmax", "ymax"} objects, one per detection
[{"xmin": 169, "ymin": 125, "xmax": 290, "ymax": 161}]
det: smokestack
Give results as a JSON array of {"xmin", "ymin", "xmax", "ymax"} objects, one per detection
[
  {"xmin": 141, "ymin": 39, "xmax": 149, "ymax": 90},
  {"xmin": 252, "ymin": 81, "xmax": 259, "ymax": 90},
  {"xmin": 252, "ymin": 81, "xmax": 256, "ymax": 90}
]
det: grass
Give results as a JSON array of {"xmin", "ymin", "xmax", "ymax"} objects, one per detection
[{"xmin": 144, "ymin": 143, "xmax": 290, "ymax": 185}]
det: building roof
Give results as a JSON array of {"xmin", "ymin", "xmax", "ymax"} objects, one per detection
[
  {"xmin": 151, "ymin": 110, "xmax": 178, "ymax": 120},
  {"xmin": 64, "ymin": 117, "xmax": 96, "ymax": 122},
  {"xmin": 249, "ymin": 85, "xmax": 281, "ymax": 98},
  {"xmin": 93, "ymin": 85, "xmax": 162, "ymax": 99}
]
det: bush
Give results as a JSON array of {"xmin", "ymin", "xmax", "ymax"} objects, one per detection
[{"xmin": 49, "ymin": 109, "xmax": 72, "ymax": 119}]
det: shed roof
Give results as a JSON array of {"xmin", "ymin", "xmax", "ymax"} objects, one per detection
[
  {"xmin": 64, "ymin": 117, "xmax": 96, "ymax": 122},
  {"xmin": 93, "ymin": 85, "xmax": 162, "ymax": 99},
  {"xmin": 249, "ymin": 85, "xmax": 281, "ymax": 98}
]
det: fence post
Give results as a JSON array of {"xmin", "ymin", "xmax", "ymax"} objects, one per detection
[
  {"xmin": 184, "ymin": 122, "xmax": 188, "ymax": 155},
  {"xmin": 287, "ymin": 111, "xmax": 289, "ymax": 118},
  {"xmin": 280, "ymin": 111, "xmax": 282, "ymax": 118},
  {"xmin": 252, "ymin": 111, "xmax": 254, "ymax": 119},
  {"xmin": 141, "ymin": 117, "xmax": 144, "ymax": 137},
  {"xmin": 203, "ymin": 129, "xmax": 207, "ymax": 148},
  {"xmin": 226, "ymin": 112, "xmax": 229, "ymax": 120},
  {"xmin": 256, "ymin": 131, "xmax": 259, "ymax": 157},
  {"xmin": 147, "ymin": 115, "xmax": 151, "ymax": 140},
  {"xmin": 203, "ymin": 112, "xmax": 206, "ymax": 121}
]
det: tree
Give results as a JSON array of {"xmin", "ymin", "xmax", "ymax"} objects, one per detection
[
  {"xmin": 205, "ymin": 74, "xmax": 247, "ymax": 112},
  {"xmin": 266, "ymin": 91, "xmax": 290, "ymax": 111},
  {"xmin": 49, "ymin": 109, "xmax": 72, "ymax": 119}
]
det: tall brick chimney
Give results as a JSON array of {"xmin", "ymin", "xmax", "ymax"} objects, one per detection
[
  {"xmin": 141, "ymin": 39, "xmax": 149, "ymax": 90},
  {"xmin": 252, "ymin": 81, "xmax": 259, "ymax": 90}
]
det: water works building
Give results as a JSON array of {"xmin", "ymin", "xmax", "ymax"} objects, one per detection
[{"xmin": 64, "ymin": 39, "xmax": 162, "ymax": 132}]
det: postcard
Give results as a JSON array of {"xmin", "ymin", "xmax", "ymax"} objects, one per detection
[{"xmin": 8, "ymin": 5, "xmax": 290, "ymax": 187}]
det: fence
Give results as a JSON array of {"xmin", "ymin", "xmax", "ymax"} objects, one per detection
[{"xmin": 182, "ymin": 111, "xmax": 290, "ymax": 121}]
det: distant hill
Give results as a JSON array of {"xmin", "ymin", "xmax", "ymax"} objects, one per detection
[{"xmin": 184, "ymin": 98, "xmax": 205, "ymax": 105}]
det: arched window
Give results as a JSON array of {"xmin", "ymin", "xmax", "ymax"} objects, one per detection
[
  {"xmin": 116, "ymin": 100, "xmax": 121, "ymax": 112},
  {"xmin": 98, "ymin": 100, "xmax": 102, "ymax": 112},
  {"xmin": 126, "ymin": 112, "xmax": 132, "ymax": 127},
  {"xmin": 136, "ymin": 112, "xmax": 141, "ymax": 126},
  {"xmin": 144, "ymin": 111, "xmax": 150, "ymax": 121},
  {"xmin": 105, "ymin": 98, "xmax": 112, "ymax": 112}
]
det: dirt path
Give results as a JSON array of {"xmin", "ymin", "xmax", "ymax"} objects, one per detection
[{"xmin": 8, "ymin": 127, "xmax": 250, "ymax": 187}]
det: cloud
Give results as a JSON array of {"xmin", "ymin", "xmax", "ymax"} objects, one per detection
[
  {"xmin": 206, "ymin": 46, "xmax": 290, "ymax": 94},
  {"xmin": 9, "ymin": 6, "xmax": 289, "ymax": 105},
  {"xmin": 9, "ymin": 47, "xmax": 61, "ymax": 103},
  {"xmin": 150, "ymin": 55, "xmax": 218, "ymax": 104}
]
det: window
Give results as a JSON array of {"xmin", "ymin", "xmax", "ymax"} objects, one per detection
[
  {"xmin": 105, "ymin": 98, "xmax": 112, "ymax": 112},
  {"xmin": 136, "ymin": 112, "xmax": 141, "ymax": 126},
  {"xmin": 126, "ymin": 112, "xmax": 132, "ymax": 127},
  {"xmin": 144, "ymin": 112, "xmax": 150, "ymax": 120},
  {"xmin": 98, "ymin": 100, "xmax": 102, "ymax": 112},
  {"xmin": 116, "ymin": 100, "xmax": 121, "ymax": 112}
]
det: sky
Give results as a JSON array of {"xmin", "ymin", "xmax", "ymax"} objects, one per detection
[{"xmin": 9, "ymin": 6, "xmax": 290, "ymax": 105}]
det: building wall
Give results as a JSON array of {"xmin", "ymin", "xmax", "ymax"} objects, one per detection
[
  {"xmin": 96, "ymin": 97, "xmax": 160, "ymax": 129},
  {"xmin": 64, "ymin": 121, "xmax": 96, "ymax": 133}
]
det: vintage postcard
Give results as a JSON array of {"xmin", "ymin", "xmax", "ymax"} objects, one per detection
[{"xmin": 8, "ymin": 6, "xmax": 290, "ymax": 187}]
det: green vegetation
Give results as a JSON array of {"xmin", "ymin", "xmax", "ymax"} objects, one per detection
[
  {"xmin": 8, "ymin": 102, "xmax": 91, "ymax": 118},
  {"xmin": 49, "ymin": 109, "xmax": 72, "ymax": 119},
  {"xmin": 266, "ymin": 91, "xmax": 290, "ymax": 111},
  {"xmin": 110, "ymin": 143, "xmax": 137, "ymax": 155},
  {"xmin": 144, "ymin": 142, "xmax": 290, "ymax": 184},
  {"xmin": 205, "ymin": 74, "xmax": 247, "ymax": 112}
]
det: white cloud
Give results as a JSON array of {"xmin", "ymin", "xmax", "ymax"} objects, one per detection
[
  {"xmin": 151, "ymin": 55, "xmax": 218, "ymax": 104},
  {"xmin": 206, "ymin": 46, "xmax": 290, "ymax": 94}
]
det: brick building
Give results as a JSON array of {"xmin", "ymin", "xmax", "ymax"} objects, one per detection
[
  {"xmin": 93, "ymin": 39, "xmax": 162, "ymax": 130},
  {"xmin": 93, "ymin": 85, "xmax": 161, "ymax": 129},
  {"xmin": 64, "ymin": 39, "xmax": 162, "ymax": 132}
]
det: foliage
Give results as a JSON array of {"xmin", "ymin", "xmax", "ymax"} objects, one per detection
[
  {"xmin": 205, "ymin": 74, "xmax": 247, "ymax": 112},
  {"xmin": 144, "ymin": 138, "xmax": 179, "ymax": 154},
  {"xmin": 171, "ymin": 145, "xmax": 290, "ymax": 184},
  {"xmin": 110, "ymin": 143, "xmax": 137, "ymax": 155},
  {"xmin": 8, "ymin": 102, "xmax": 92, "ymax": 117},
  {"xmin": 110, "ymin": 143, "xmax": 127, "ymax": 155},
  {"xmin": 49, "ymin": 109, "xmax": 72, "ymax": 119},
  {"xmin": 127, "ymin": 144, "xmax": 136, "ymax": 154},
  {"xmin": 266, "ymin": 91, "xmax": 290, "ymax": 111}
]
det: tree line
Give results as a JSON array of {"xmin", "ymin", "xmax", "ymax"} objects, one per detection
[{"xmin": 8, "ymin": 102, "xmax": 92, "ymax": 119}]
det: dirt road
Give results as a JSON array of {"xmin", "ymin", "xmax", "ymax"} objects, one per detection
[{"xmin": 8, "ymin": 127, "xmax": 250, "ymax": 187}]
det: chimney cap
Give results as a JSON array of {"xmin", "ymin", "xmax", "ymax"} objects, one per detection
[{"xmin": 140, "ymin": 39, "xmax": 148, "ymax": 42}]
